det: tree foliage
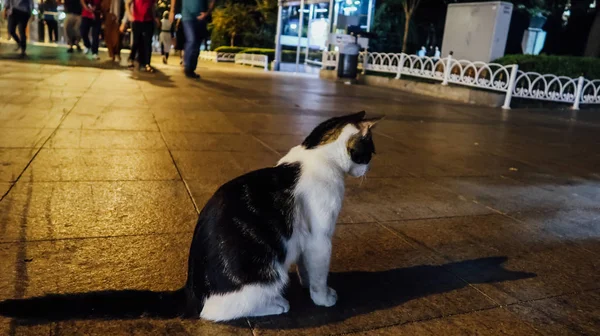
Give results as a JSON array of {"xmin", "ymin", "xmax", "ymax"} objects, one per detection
[
  {"xmin": 210, "ymin": 0, "xmax": 277, "ymax": 49},
  {"xmin": 211, "ymin": 2, "xmax": 256, "ymax": 47},
  {"xmin": 371, "ymin": 0, "xmax": 418, "ymax": 53}
]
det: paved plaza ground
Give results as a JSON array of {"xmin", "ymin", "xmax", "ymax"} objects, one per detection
[{"xmin": 0, "ymin": 44, "xmax": 599, "ymax": 335}]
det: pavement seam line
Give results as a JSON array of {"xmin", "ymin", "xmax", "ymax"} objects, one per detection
[
  {"xmin": 249, "ymin": 134, "xmax": 282, "ymax": 157},
  {"xmin": 0, "ymin": 72, "xmax": 100, "ymax": 202},
  {"xmin": 139, "ymin": 87, "xmax": 200, "ymax": 214}
]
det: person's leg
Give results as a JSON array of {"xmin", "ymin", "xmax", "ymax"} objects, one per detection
[
  {"xmin": 52, "ymin": 20, "xmax": 58, "ymax": 42},
  {"xmin": 145, "ymin": 21, "xmax": 154, "ymax": 65},
  {"xmin": 7, "ymin": 13, "xmax": 21, "ymax": 48},
  {"xmin": 183, "ymin": 20, "xmax": 200, "ymax": 76},
  {"xmin": 16, "ymin": 12, "xmax": 30, "ymax": 53},
  {"xmin": 48, "ymin": 20, "xmax": 54, "ymax": 42},
  {"xmin": 129, "ymin": 21, "xmax": 141, "ymax": 64},
  {"xmin": 142, "ymin": 21, "xmax": 153, "ymax": 66},
  {"xmin": 80, "ymin": 17, "xmax": 92, "ymax": 50},
  {"xmin": 135, "ymin": 22, "xmax": 147, "ymax": 67},
  {"xmin": 91, "ymin": 19, "xmax": 101, "ymax": 55},
  {"xmin": 65, "ymin": 14, "xmax": 74, "ymax": 46},
  {"xmin": 74, "ymin": 15, "xmax": 82, "ymax": 49}
]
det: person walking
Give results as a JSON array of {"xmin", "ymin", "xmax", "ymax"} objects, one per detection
[
  {"xmin": 174, "ymin": 16, "xmax": 185, "ymax": 66},
  {"xmin": 64, "ymin": 0, "xmax": 83, "ymax": 52},
  {"xmin": 125, "ymin": 0, "xmax": 156, "ymax": 72},
  {"xmin": 80, "ymin": 0, "xmax": 102, "ymax": 60},
  {"xmin": 3, "ymin": 0, "xmax": 33, "ymax": 57},
  {"xmin": 159, "ymin": 11, "xmax": 172, "ymax": 64},
  {"xmin": 43, "ymin": 0, "xmax": 58, "ymax": 42},
  {"xmin": 169, "ymin": 0, "xmax": 214, "ymax": 78}
]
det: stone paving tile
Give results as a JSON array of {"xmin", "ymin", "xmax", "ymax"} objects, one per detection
[
  {"xmin": 223, "ymin": 112, "xmax": 328, "ymax": 135},
  {"xmin": 0, "ymin": 234, "xmax": 189, "ymax": 299},
  {"xmin": 340, "ymin": 178, "xmax": 491, "ymax": 223},
  {"xmin": 251, "ymin": 224, "xmax": 502, "ymax": 336},
  {"xmin": 0, "ymin": 183, "xmax": 11, "ymax": 197},
  {"xmin": 350, "ymin": 307, "xmax": 541, "ymax": 335},
  {"xmin": 162, "ymin": 132, "xmax": 269, "ymax": 152},
  {"xmin": 154, "ymin": 111, "xmax": 241, "ymax": 133},
  {"xmin": 505, "ymin": 173, "xmax": 600, "ymax": 204},
  {"xmin": 0, "ymin": 109, "xmax": 67, "ymax": 129},
  {"xmin": 433, "ymin": 176, "xmax": 599, "ymax": 214},
  {"xmin": 0, "ymin": 180, "xmax": 196, "ymax": 242},
  {"xmin": 0, "ymin": 148, "xmax": 37, "ymax": 182},
  {"xmin": 59, "ymin": 112, "xmax": 159, "ymax": 131},
  {"xmin": 0, "ymin": 317, "xmax": 251, "ymax": 336},
  {"xmin": 507, "ymin": 289, "xmax": 600, "ymax": 336},
  {"xmin": 171, "ymin": 150, "xmax": 280, "ymax": 182},
  {"xmin": 22, "ymin": 149, "xmax": 179, "ymax": 181},
  {"xmin": 383, "ymin": 214, "xmax": 600, "ymax": 305},
  {"xmin": 510, "ymin": 209, "xmax": 600, "ymax": 256},
  {"xmin": 0, "ymin": 128, "xmax": 54, "ymax": 149},
  {"xmin": 48, "ymin": 130, "xmax": 166, "ymax": 150}
]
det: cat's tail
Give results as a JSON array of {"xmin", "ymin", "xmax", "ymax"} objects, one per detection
[{"xmin": 0, "ymin": 288, "xmax": 195, "ymax": 322}]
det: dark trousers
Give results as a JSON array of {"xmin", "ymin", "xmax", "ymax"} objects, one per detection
[
  {"xmin": 8, "ymin": 9, "xmax": 30, "ymax": 52},
  {"xmin": 80, "ymin": 17, "xmax": 101, "ymax": 54},
  {"xmin": 129, "ymin": 21, "xmax": 154, "ymax": 66},
  {"xmin": 46, "ymin": 19, "xmax": 58, "ymax": 42},
  {"xmin": 182, "ymin": 19, "xmax": 207, "ymax": 73}
]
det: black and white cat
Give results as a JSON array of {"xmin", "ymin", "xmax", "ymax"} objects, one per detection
[{"xmin": 184, "ymin": 111, "xmax": 381, "ymax": 321}]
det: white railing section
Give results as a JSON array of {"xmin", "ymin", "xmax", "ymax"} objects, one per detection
[
  {"xmin": 199, "ymin": 51, "xmax": 236, "ymax": 63},
  {"xmin": 234, "ymin": 53, "xmax": 269, "ymax": 71},
  {"xmin": 321, "ymin": 51, "xmax": 338, "ymax": 70},
  {"xmin": 341, "ymin": 51, "xmax": 600, "ymax": 109}
]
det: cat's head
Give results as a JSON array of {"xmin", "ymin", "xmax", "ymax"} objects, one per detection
[{"xmin": 302, "ymin": 111, "xmax": 382, "ymax": 177}]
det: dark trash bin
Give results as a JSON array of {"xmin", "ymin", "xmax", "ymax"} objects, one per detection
[{"xmin": 337, "ymin": 41, "xmax": 360, "ymax": 79}]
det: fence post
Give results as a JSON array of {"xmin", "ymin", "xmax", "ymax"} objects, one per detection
[
  {"xmin": 502, "ymin": 64, "xmax": 519, "ymax": 110},
  {"xmin": 321, "ymin": 52, "xmax": 327, "ymax": 69},
  {"xmin": 441, "ymin": 54, "xmax": 452, "ymax": 85},
  {"xmin": 571, "ymin": 76, "xmax": 584, "ymax": 110},
  {"xmin": 395, "ymin": 53, "xmax": 405, "ymax": 79},
  {"xmin": 362, "ymin": 50, "xmax": 368, "ymax": 75},
  {"xmin": 264, "ymin": 55, "xmax": 269, "ymax": 71},
  {"xmin": 334, "ymin": 51, "xmax": 339, "ymax": 72}
]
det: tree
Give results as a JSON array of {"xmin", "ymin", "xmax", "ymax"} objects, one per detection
[
  {"xmin": 371, "ymin": 0, "xmax": 418, "ymax": 53},
  {"xmin": 399, "ymin": 0, "xmax": 423, "ymax": 52},
  {"xmin": 211, "ymin": 2, "xmax": 256, "ymax": 47}
]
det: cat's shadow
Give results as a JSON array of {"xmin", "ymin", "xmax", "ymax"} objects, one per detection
[
  {"xmin": 0, "ymin": 257, "xmax": 534, "ymax": 329},
  {"xmin": 243, "ymin": 256, "xmax": 535, "ymax": 329}
]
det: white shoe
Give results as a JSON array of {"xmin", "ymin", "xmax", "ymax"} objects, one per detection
[
  {"xmin": 92, "ymin": 54, "xmax": 99, "ymax": 60},
  {"xmin": 84, "ymin": 47, "xmax": 90, "ymax": 54}
]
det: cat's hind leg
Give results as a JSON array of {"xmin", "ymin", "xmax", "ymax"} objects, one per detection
[
  {"xmin": 200, "ymin": 282, "xmax": 289, "ymax": 321},
  {"xmin": 246, "ymin": 296, "xmax": 290, "ymax": 318}
]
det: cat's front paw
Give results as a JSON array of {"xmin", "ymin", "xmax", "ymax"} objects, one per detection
[{"xmin": 310, "ymin": 287, "xmax": 337, "ymax": 307}]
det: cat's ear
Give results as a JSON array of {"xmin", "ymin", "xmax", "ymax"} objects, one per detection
[{"xmin": 358, "ymin": 116, "xmax": 384, "ymax": 136}]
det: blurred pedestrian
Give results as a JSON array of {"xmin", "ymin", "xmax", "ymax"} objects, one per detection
[
  {"xmin": 159, "ymin": 11, "xmax": 172, "ymax": 64},
  {"xmin": 80, "ymin": 0, "xmax": 102, "ymax": 60},
  {"xmin": 64, "ymin": 0, "xmax": 83, "ymax": 52},
  {"xmin": 102, "ymin": 0, "xmax": 122, "ymax": 62},
  {"xmin": 125, "ymin": 0, "xmax": 156, "ymax": 72},
  {"xmin": 3, "ymin": 0, "xmax": 33, "ymax": 57},
  {"xmin": 174, "ymin": 16, "xmax": 185, "ymax": 66},
  {"xmin": 43, "ymin": 0, "xmax": 58, "ymax": 42},
  {"xmin": 169, "ymin": 0, "xmax": 215, "ymax": 78}
]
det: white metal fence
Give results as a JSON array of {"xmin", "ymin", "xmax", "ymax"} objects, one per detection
[
  {"xmin": 234, "ymin": 53, "xmax": 269, "ymax": 71},
  {"xmin": 199, "ymin": 51, "xmax": 236, "ymax": 63},
  {"xmin": 320, "ymin": 50, "xmax": 599, "ymax": 109}
]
